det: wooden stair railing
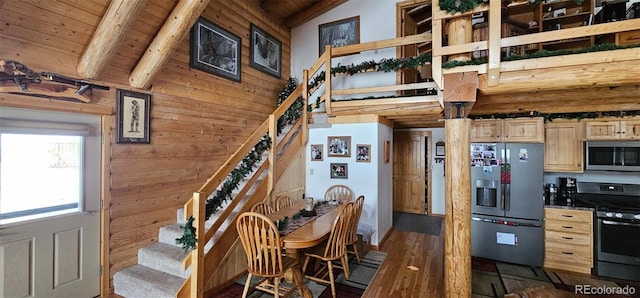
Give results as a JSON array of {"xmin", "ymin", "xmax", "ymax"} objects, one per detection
[{"xmin": 176, "ymin": 71, "xmax": 309, "ymax": 298}]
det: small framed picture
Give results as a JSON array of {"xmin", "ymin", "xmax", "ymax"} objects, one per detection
[
  {"xmin": 116, "ymin": 89, "xmax": 151, "ymax": 144},
  {"xmin": 311, "ymin": 144, "xmax": 323, "ymax": 161},
  {"xmin": 327, "ymin": 136, "xmax": 351, "ymax": 157},
  {"xmin": 190, "ymin": 17, "xmax": 241, "ymax": 82},
  {"xmin": 330, "ymin": 163, "xmax": 348, "ymax": 179},
  {"xmin": 356, "ymin": 144, "xmax": 371, "ymax": 163},
  {"xmin": 250, "ymin": 24, "xmax": 281, "ymax": 78},
  {"xmin": 318, "ymin": 16, "xmax": 360, "ymax": 56}
]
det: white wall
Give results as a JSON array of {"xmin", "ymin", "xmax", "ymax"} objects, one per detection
[
  {"xmin": 305, "ymin": 122, "xmax": 391, "ymax": 246},
  {"xmin": 429, "ymin": 128, "xmax": 446, "ymax": 215}
]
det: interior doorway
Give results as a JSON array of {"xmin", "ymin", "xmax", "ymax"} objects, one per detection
[{"xmin": 393, "ymin": 130, "xmax": 432, "ymax": 215}]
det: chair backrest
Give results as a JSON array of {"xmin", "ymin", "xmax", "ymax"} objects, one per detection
[
  {"xmin": 346, "ymin": 195, "xmax": 365, "ymax": 244},
  {"xmin": 275, "ymin": 195, "xmax": 294, "ymax": 211},
  {"xmin": 236, "ymin": 212, "xmax": 285, "ymax": 276},
  {"xmin": 324, "ymin": 185, "xmax": 354, "ymax": 204},
  {"xmin": 251, "ymin": 202, "xmax": 274, "ymax": 215},
  {"xmin": 322, "ymin": 202, "xmax": 354, "ymax": 260}
]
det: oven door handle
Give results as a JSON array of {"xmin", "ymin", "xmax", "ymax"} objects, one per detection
[{"xmin": 602, "ymin": 220, "xmax": 640, "ymax": 227}]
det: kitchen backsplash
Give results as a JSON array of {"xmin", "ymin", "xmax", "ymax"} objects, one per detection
[{"xmin": 544, "ymin": 171, "xmax": 639, "ymax": 185}]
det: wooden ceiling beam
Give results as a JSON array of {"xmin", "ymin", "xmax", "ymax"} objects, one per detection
[
  {"xmin": 129, "ymin": 0, "xmax": 211, "ymax": 89},
  {"xmin": 285, "ymin": 0, "xmax": 348, "ymax": 28},
  {"xmin": 77, "ymin": 0, "xmax": 148, "ymax": 79}
]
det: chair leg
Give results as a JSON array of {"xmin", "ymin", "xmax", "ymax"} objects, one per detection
[
  {"xmin": 242, "ymin": 273, "xmax": 253, "ymax": 298},
  {"xmin": 342, "ymin": 254, "xmax": 351, "ymax": 280},
  {"xmin": 352, "ymin": 243, "xmax": 361, "ymax": 263},
  {"xmin": 274, "ymin": 275, "xmax": 280, "ymax": 298},
  {"xmin": 302, "ymin": 255, "xmax": 311, "ymax": 276},
  {"xmin": 328, "ymin": 261, "xmax": 336, "ymax": 298}
]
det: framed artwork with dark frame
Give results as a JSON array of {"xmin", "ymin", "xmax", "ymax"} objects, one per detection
[
  {"xmin": 311, "ymin": 144, "xmax": 323, "ymax": 161},
  {"xmin": 318, "ymin": 16, "xmax": 360, "ymax": 56},
  {"xmin": 327, "ymin": 136, "xmax": 351, "ymax": 157},
  {"xmin": 356, "ymin": 144, "xmax": 371, "ymax": 163},
  {"xmin": 116, "ymin": 89, "xmax": 151, "ymax": 144},
  {"xmin": 250, "ymin": 24, "xmax": 281, "ymax": 78},
  {"xmin": 330, "ymin": 163, "xmax": 348, "ymax": 179},
  {"xmin": 190, "ymin": 17, "xmax": 241, "ymax": 82}
]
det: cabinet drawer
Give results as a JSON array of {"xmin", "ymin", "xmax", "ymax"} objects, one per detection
[
  {"xmin": 545, "ymin": 240, "xmax": 591, "ymax": 258},
  {"xmin": 545, "ymin": 219, "xmax": 591, "ymax": 234},
  {"xmin": 545, "ymin": 230, "xmax": 591, "ymax": 246},
  {"xmin": 545, "ymin": 251, "xmax": 592, "ymax": 266},
  {"xmin": 545, "ymin": 208, "xmax": 592, "ymax": 222}
]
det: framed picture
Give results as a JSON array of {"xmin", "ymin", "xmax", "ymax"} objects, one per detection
[
  {"xmin": 318, "ymin": 16, "xmax": 360, "ymax": 55},
  {"xmin": 435, "ymin": 140, "xmax": 445, "ymax": 156},
  {"xmin": 190, "ymin": 17, "xmax": 241, "ymax": 82},
  {"xmin": 250, "ymin": 24, "xmax": 281, "ymax": 78},
  {"xmin": 116, "ymin": 89, "xmax": 151, "ymax": 144},
  {"xmin": 356, "ymin": 144, "xmax": 371, "ymax": 163},
  {"xmin": 327, "ymin": 136, "xmax": 351, "ymax": 157},
  {"xmin": 330, "ymin": 163, "xmax": 348, "ymax": 179},
  {"xmin": 311, "ymin": 144, "xmax": 323, "ymax": 161}
]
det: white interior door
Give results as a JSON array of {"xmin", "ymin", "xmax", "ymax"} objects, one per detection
[{"xmin": 0, "ymin": 107, "xmax": 101, "ymax": 297}]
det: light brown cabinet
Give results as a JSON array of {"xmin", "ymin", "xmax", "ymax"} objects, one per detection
[
  {"xmin": 471, "ymin": 118, "xmax": 544, "ymax": 143},
  {"xmin": 544, "ymin": 121, "xmax": 583, "ymax": 173},
  {"xmin": 584, "ymin": 119, "xmax": 640, "ymax": 140},
  {"xmin": 544, "ymin": 208, "xmax": 593, "ymax": 274}
]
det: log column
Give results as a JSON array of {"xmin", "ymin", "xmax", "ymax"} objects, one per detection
[
  {"xmin": 444, "ymin": 118, "xmax": 471, "ymax": 298},
  {"xmin": 446, "ymin": 16, "xmax": 472, "ymax": 62}
]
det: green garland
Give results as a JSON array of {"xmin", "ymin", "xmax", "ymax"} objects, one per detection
[
  {"xmin": 443, "ymin": 43, "xmax": 640, "ymax": 69},
  {"xmin": 439, "ymin": 0, "xmax": 585, "ymax": 15},
  {"xmin": 471, "ymin": 110, "xmax": 640, "ymax": 122},
  {"xmin": 176, "ymin": 78, "xmax": 305, "ymax": 252}
]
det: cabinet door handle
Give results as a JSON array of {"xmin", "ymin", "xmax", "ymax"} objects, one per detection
[
  {"xmin": 561, "ymin": 226, "xmax": 573, "ymax": 229},
  {"xmin": 562, "ymin": 236, "xmax": 573, "ymax": 240},
  {"xmin": 561, "ymin": 214, "xmax": 573, "ymax": 218},
  {"xmin": 562, "ymin": 252, "xmax": 574, "ymax": 255}
]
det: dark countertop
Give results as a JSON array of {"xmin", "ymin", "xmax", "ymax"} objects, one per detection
[{"xmin": 544, "ymin": 200, "xmax": 595, "ymax": 212}]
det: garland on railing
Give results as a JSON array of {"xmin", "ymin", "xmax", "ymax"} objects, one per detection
[
  {"xmin": 443, "ymin": 43, "xmax": 640, "ymax": 69},
  {"xmin": 471, "ymin": 110, "xmax": 640, "ymax": 122},
  {"xmin": 307, "ymin": 53, "xmax": 432, "ymax": 91},
  {"xmin": 176, "ymin": 78, "xmax": 305, "ymax": 252},
  {"xmin": 439, "ymin": 0, "xmax": 585, "ymax": 15}
]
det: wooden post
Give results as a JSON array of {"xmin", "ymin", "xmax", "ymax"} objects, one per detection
[
  {"xmin": 446, "ymin": 16, "xmax": 472, "ymax": 62},
  {"xmin": 190, "ymin": 192, "xmax": 205, "ymax": 298},
  {"xmin": 444, "ymin": 118, "xmax": 471, "ymax": 298},
  {"xmin": 268, "ymin": 114, "xmax": 276, "ymax": 194}
]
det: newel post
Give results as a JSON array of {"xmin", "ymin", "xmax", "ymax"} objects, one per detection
[{"xmin": 190, "ymin": 192, "xmax": 205, "ymax": 298}]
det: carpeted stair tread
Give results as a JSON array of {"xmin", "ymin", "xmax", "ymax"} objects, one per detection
[
  {"xmin": 113, "ymin": 264, "xmax": 185, "ymax": 298},
  {"xmin": 138, "ymin": 242, "xmax": 190, "ymax": 279}
]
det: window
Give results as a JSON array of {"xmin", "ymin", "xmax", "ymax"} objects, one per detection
[{"xmin": 0, "ymin": 107, "xmax": 100, "ymax": 224}]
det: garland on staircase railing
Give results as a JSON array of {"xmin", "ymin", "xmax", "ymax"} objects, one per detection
[
  {"xmin": 176, "ymin": 78, "xmax": 304, "ymax": 252},
  {"xmin": 439, "ymin": 0, "xmax": 585, "ymax": 15}
]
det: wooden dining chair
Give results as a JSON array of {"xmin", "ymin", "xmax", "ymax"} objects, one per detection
[
  {"xmin": 345, "ymin": 195, "xmax": 365, "ymax": 265},
  {"xmin": 275, "ymin": 195, "xmax": 294, "ymax": 211},
  {"xmin": 302, "ymin": 202, "xmax": 354, "ymax": 298},
  {"xmin": 236, "ymin": 212, "xmax": 309, "ymax": 298},
  {"xmin": 324, "ymin": 184, "xmax": 354, "ymax": 204},
  {"xmin": 251, "ymin": 201, "xmax": 274, "ymax": 215}
]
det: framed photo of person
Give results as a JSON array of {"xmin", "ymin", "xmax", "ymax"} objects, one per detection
[
  {"xmin": 356, "ymin": 144, "xmax": 371, "ymax": 163},
  {"xmin": 330, "ymin": 163, "xmax": 348, "ymax": 179},
  {"xmin": 327, "ymin": 136, "xmax": 351, "ymax": 157},
  {"xmin": 318, "ymin": 16, "xmax": 360, "ymax": 56},
  {"xmin": 310, "ymin": 144, "xmax": 323, "ymax": 161},
  {"xmin": 116, "ymin": 89, "xmax": 151, "ymax": 144},
  {"xmin": 250, "ymin": 24, "xmax": 281, "ymax": 78},
  {"xmin": 190, "ymin": 17, "xmax": 241, "ymax": 82}
]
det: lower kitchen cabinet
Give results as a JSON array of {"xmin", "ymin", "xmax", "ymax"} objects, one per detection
[{"xmin": 544, "ymin": 208, "xmax": 593, "ymax": 274}]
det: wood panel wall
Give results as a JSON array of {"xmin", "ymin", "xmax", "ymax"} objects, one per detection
[{"xmin": 0, "ymin": 0, "xmax": 292, "ymax": 295}]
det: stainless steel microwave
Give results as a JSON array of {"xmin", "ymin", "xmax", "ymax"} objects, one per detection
[{"xmin": 585, "ymin": 141, "xmax": 640, "ymax": 171}]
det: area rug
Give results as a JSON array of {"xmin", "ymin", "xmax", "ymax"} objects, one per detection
[
  {"xmin": 393, "ymin": 212, "xmax": 442, "ymax": 235},
  {"xmin": 213, "ymin": 250, "xmax": 387, "ymax": 298},
  {"xmin": 472, "ymin": 257, "xmax": 640, "ymax": 298}
]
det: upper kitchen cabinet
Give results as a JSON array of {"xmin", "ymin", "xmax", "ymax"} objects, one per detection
[
  {"xmin": 584, "ymin": 118, "xmax": 640, "ymax": 140},
  {"xmin": 471, "ymin": 118, "xmax": 544, "ymax": 143},
  {"xmin": 544, "ymin": 120, "xmax": 583, "ymax": 173}
]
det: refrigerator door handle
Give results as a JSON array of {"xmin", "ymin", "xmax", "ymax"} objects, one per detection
[
  {"xmin": 501, "ymin": 183, "xmax": 506, "ymax": 211},
  {"xmin": 505, "ymin": 183, "xmax": 511, "ymax": 211}
]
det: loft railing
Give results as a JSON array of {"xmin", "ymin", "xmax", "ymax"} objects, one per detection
[{"xmin": 431, "ymin": 0, "xmax": 640, "ymax": 89}]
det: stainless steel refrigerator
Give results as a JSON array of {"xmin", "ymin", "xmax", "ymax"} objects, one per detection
[{"xmin": 470, "ymin": 143, "xmax": 544, "ymax": 266}]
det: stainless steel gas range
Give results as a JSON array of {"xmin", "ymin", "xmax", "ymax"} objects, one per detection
[{"xmin": 575, "ymin": 182, "xmax": 640, "ymax": 282}]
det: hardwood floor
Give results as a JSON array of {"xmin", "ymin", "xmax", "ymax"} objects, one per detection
[{"xmin": 363, "ymin": 219, "xmax": 445, "ymax": 297}]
